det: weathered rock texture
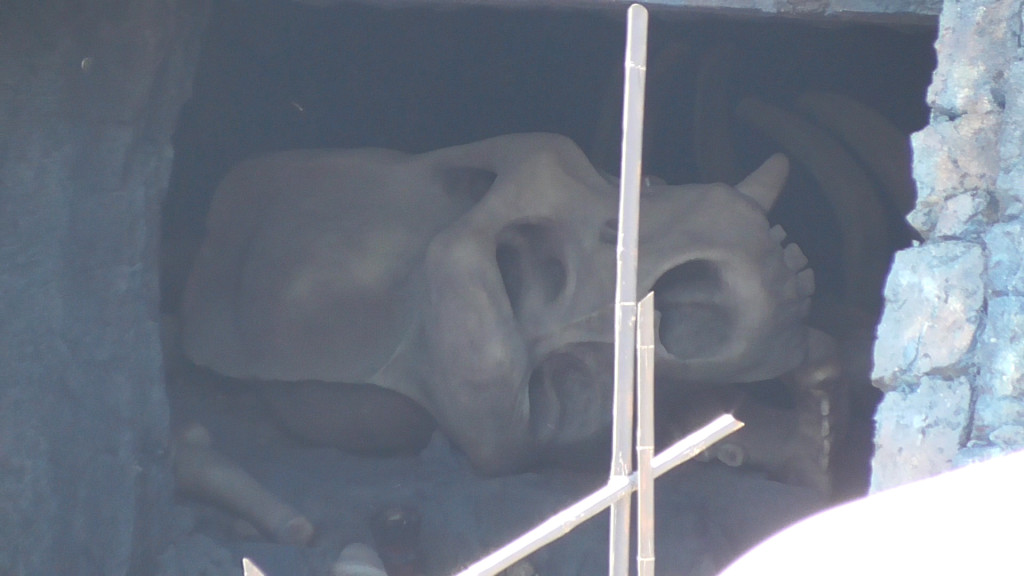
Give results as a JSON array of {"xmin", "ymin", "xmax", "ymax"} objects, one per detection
[
  {"xmin": 0, "ymin": 1, "xmax": 208, "ymax": 574},
  {"xmin": 871, "ymin": 0, "xmax": 1024, "ymax": 490}
]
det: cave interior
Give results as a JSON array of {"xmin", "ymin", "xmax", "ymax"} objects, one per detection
[{"xmin": 157, "ymin": 2, "xmax": 938, "ymax": 574}]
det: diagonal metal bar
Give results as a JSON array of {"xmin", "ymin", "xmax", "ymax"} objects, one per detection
[
  {"xmin": 242, "ymin": 558, "xmax": 267, "ymax": 576},
  {"xmin": 451, "ymin": 415, "xmax": 743, "ymax": 576}
]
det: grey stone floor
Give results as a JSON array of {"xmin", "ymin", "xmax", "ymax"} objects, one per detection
[{"xmin": 160, "ymin": 374, "xmax": 825, "ymax": 576}]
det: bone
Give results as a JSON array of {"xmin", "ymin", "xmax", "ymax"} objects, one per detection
[
  {"xmin": 714, "ymin": 443, "xmax": 746, "ymax": 468},
  {"xmin": 788, "ymin": 328, "xmax": 843, "ymax": 392},
  {"xmin": 712, "ymin": 399, "xmax": 830, "ymax": 493},
  {"xmin": 332, "ymin": 543, "xmax": 388, "ymax": 576},
  {"xmin": 784, "ymin": 328, "xmax": 845, "ymax": 494},
  {"xmin": 797, "ymin": 268, "xmax": 816, "ymax": 297},
  {"xmin": 734, "ymin": 153, "xmax": 789, "ymax": 211},
  {"xmin": 173, "ymin": 422, "xmax": 315, "ymax": 546},
  {"xmin": 783, "ymin": 243, "xmax": 809, "ymax": 271},
  {"xmin": 182, "ymin": 133, "xmax": 815, "ymax": 473},
  {"xmin": 797, "ymin": 91, "xmax": 917, "ymax": 216},
  {"xmin": 736, "ymin": 97, "xmax": 892, "ymax": 313},
  {"xmin": 769, "ymin": 224, "xmax": 787, "ymax": 244}
]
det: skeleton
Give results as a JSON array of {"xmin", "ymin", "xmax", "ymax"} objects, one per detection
[
  {"xmin": 179, "ymin": 132, "xmax": 813, "ymax": 476},
  {"xmin": 676, "ymin": 43, "xmax": 918, "ymax": 495},
  {"xmin": 169, "ymin": 74, "xmax": 916, "ymax": 542},
  {"xmin": 169, "ymin": 87, "xmax": 915, "ymax": 537}
]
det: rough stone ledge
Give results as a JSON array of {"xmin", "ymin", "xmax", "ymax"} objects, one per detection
[{"xmin": 293, "ymin": 0, "xmax": 941, "ymax": 25}]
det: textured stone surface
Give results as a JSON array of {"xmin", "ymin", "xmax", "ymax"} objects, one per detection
[
  {"xmin": 926, "ymin": 0, "xmax": 1020, "ymax": 118},
  {"xmin": 908, "ymin": 117, "xmax": 998, "ymax": 238},
  {"xmin": 871, "ymin": 241, "xmax": 985, "ymax": 387},
  {"xmin": 871, "ymin": 375, "xmax": 972, "ymax": 490},
  {"xmin": 984, "ymin": 221, "xmax": 1024, "ymax": 295},
  {"xmin": 997, "ymin": 60, "xmax": 1024, "ymax": 219},
  {"xmin": 872, "ymin": 0, "xmax": 1024, "ymax": 490},
  {"xmin": 972, "ymin": 296, "xmax": 1024, "ymax": 453},
  {"xmin": 0, "ymin": 1, "xmax": 208, "ymax": 574}
]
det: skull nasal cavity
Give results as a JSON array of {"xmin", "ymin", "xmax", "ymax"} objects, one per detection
[
  {"xmin": 653, "ymin": 260, "xmax": 734, "ymax": 360},
  {"xmin": 495, "ymin": 222, "xmax": 567, "ymax": 322}
]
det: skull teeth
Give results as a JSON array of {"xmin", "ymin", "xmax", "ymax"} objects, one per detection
[
  {"xmin": 769, "ymin": 224, "xmax": 787, "ymax": 244},
  {"xmin": 783, "ymin": 243, "xmax": 809, "ymax": 271},
  {"xmin": 797, "ymin": 268, "xmax": 815, "ymax": 297},
  {"xmin": 715, "ymin": 443, "xmax": 745, "ymax": 467}
]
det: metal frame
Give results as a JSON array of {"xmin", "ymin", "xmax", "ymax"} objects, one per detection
[{"xmin": 451, "ymin": 6, "xmax": 744, "ymax": 575}]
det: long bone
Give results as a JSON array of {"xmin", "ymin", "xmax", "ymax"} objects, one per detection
[
  {"xmin": 690, "ymin": 47, "xmax": 895, "ymax": 314},
  {"xmin": 687, "ymin": 49, "xmax": 905, "ymax": 493},
  {"xmin": 735, "ymin": 97, "xmax": 892, "ymax": 315},
  {"xmin": 796, "ymin": 91, "xmax": 917, "ymax": 217},
  {"xmin": 173, "ymin": 422, "xmax": 315, "ymax": 545}
]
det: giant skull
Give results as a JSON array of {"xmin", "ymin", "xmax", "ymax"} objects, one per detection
[{"xmin": 180, "ymin": 133, "xmax": 813, "ymax": 473}]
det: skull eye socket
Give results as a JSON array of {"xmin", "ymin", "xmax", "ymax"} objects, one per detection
[
  {"xmin": 495, "ymin": 222, "xmax": 567, "ymax": 322},
  {"xmin": 653, "ymin": 259, "xmax": 734, "ymax": 360}
]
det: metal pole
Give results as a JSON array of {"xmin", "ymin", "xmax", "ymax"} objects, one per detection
[
  {"xmin": 609, "ymin": 5, "xmax": 648, "ymax": 575},
  {"xmin": 452, "ymin": 415, "xmax": 743, "ymax": 576},
  {"xmin": 636, "ymin": 292, "xmax": 656, "ymax": 576},
  {"xmin": 651, "ymin": 415, "xmax": 743, "ymax": 473}
]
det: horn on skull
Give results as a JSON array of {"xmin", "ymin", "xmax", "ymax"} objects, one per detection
[
  {"xmin": 735, "ymin": 153, "xmax": 790, "ymax": 211},
  {"xmin": 736, "ymin": 97, "xmax": 891, "ymax": 314}
]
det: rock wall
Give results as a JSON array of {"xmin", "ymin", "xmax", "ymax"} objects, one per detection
[
  {"xmin": 871, "ymin": 0, "xmax": 1024, "ymax": 490},
  {"xmin": 0, "ymin": 1, "xmax": 208, "ymax": 574}
]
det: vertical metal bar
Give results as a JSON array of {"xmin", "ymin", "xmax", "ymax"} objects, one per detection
[
  {"xmin": 609, "ymin": 4, "xmax": 649, "ymax": 576},
  {"xmin": 636, "ymin": 292, "xmax": 656, "ymax": 576}
]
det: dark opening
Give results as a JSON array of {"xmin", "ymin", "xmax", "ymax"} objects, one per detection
[
  {"xmin": 653, "ymin": 259, "xmax": 732, "ymax": 360},
  {"xmin": 160, "ymin": 2, "xmax": 936, "ymax": 573}
]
